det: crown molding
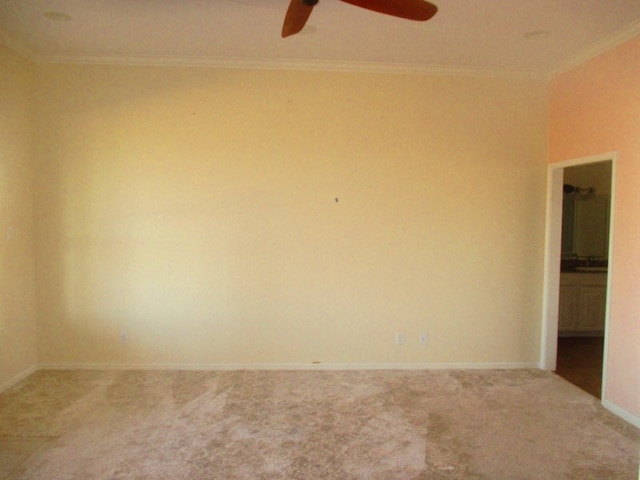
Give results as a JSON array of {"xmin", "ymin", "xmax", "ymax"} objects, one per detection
[
  {"xmin": 550, "ymin": 19, "xmax": 640, "ymax": 79},
  {"xmin": 0, "ymin": 30, "xmax": 542, "ymax": 79},
  {"xmin": 32, "ymin": 52, "xmax": 543, "ymax": 79},
  {"xmin": 6, "ymin": 24, "xmax": 637, "ymax": 81}
]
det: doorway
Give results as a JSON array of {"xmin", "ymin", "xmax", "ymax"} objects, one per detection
[
  {"xmin": 554, "ymin": 161, "xmax": 611, "ymax": 398},
  {"xmin": 540, "ymin": 153, "xmax": 616, "ymax": 402}
]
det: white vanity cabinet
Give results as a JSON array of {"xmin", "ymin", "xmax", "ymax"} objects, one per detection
[{"xmin": 558, "ymin": 273, "xmax": 607, "ymax": 335}]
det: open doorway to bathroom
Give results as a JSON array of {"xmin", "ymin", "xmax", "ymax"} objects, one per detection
[{"xmin": 554, "ymin": 161, "xmax": 612, "ymax": 399}]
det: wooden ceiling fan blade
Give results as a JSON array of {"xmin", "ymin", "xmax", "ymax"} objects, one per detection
[
  {"xmin": 282, "ymin": 0, "xmax": 317, "ymax": 38},
  {"xmin": 339, "ymin": 0, "xmax": 437, "ymax": 21}
]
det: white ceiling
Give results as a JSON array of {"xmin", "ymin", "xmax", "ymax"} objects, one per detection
[{"xmin": 1, "ymin": 0, "xmax": 640, "ymax": 77}]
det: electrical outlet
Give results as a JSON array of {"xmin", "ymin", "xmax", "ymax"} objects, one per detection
[
  {"xmin": 119, "ymin": 330, "xmax": 128, "ymax": 345},
  {"xmin": 419, "ymin": 332, "xmax": 428, "ymax": 345},
  {"xmin": 396, "ymin": 332, "xmax": 405, "ymax": 345}
]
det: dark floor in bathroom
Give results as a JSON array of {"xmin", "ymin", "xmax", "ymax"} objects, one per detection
[{"xmin": 555, "ymin": 336, "xmax": 604, "ymax": 399}]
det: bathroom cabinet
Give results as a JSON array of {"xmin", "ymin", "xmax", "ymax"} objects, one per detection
[{"xmin": 558, "ymin": 273, "xmax": 607, "ymax": 335}]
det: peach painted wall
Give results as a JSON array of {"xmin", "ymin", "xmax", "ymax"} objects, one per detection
[
  {"xmin": 549, "ymin": 35, "xmax": 640, "ymax": 418},
  {"xmin": 32, "ymin": 64, "xmax": 548, "ymax": 367},
  {"xmin": 0, "ymin": 43, "xmax": 38, "ymax": 389}
]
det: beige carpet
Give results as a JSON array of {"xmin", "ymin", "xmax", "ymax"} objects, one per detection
[{"xmin": 0, "ymin": 369, "xmax": 638, "ymax": 479}]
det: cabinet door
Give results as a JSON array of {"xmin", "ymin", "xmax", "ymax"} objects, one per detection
[
  {"xmin": 558, "ymin": 286, "xmax": 579, "ymax": 332},
  {"xmin": 578, "ymin": 287, "xmax": 607, "ymax": 332}
]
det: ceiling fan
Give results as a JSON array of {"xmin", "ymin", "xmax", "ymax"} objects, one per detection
[{"xmin": 282, "ymin": 0, "xmax": 438, "ymax": 38}]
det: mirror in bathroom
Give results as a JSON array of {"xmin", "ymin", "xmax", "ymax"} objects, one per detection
[{"xmin": 561, "ymin": 162, "xmax": 612, "ymax": 260}]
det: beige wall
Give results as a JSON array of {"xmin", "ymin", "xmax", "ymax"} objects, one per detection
[
  {"xmin": 32, "ymin": 64, "xmax": 548, "ymax": 367},
  {"xmin": 0, "ymin": 44, "xmax": 38, "ymax": 388},
  {"xmin": 549, "ymin": 35, "xmax": 640, "ymax": 420}
]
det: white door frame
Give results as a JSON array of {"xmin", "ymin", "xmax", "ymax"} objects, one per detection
[{"xmin": 539, "ymin": 152, "xmax": 616, "ymax": 397}]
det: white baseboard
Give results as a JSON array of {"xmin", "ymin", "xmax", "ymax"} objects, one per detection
[
  {"xmin": 0, "ymin": 364, "xmax": 38, "ymax": 393},
  {"xmin": 602, "ymin": 399, "xmax": 640, "ymax": 429},
  {"xmin": 38, "ymin": 361, "xmax": 539, "ymax": 371}
]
